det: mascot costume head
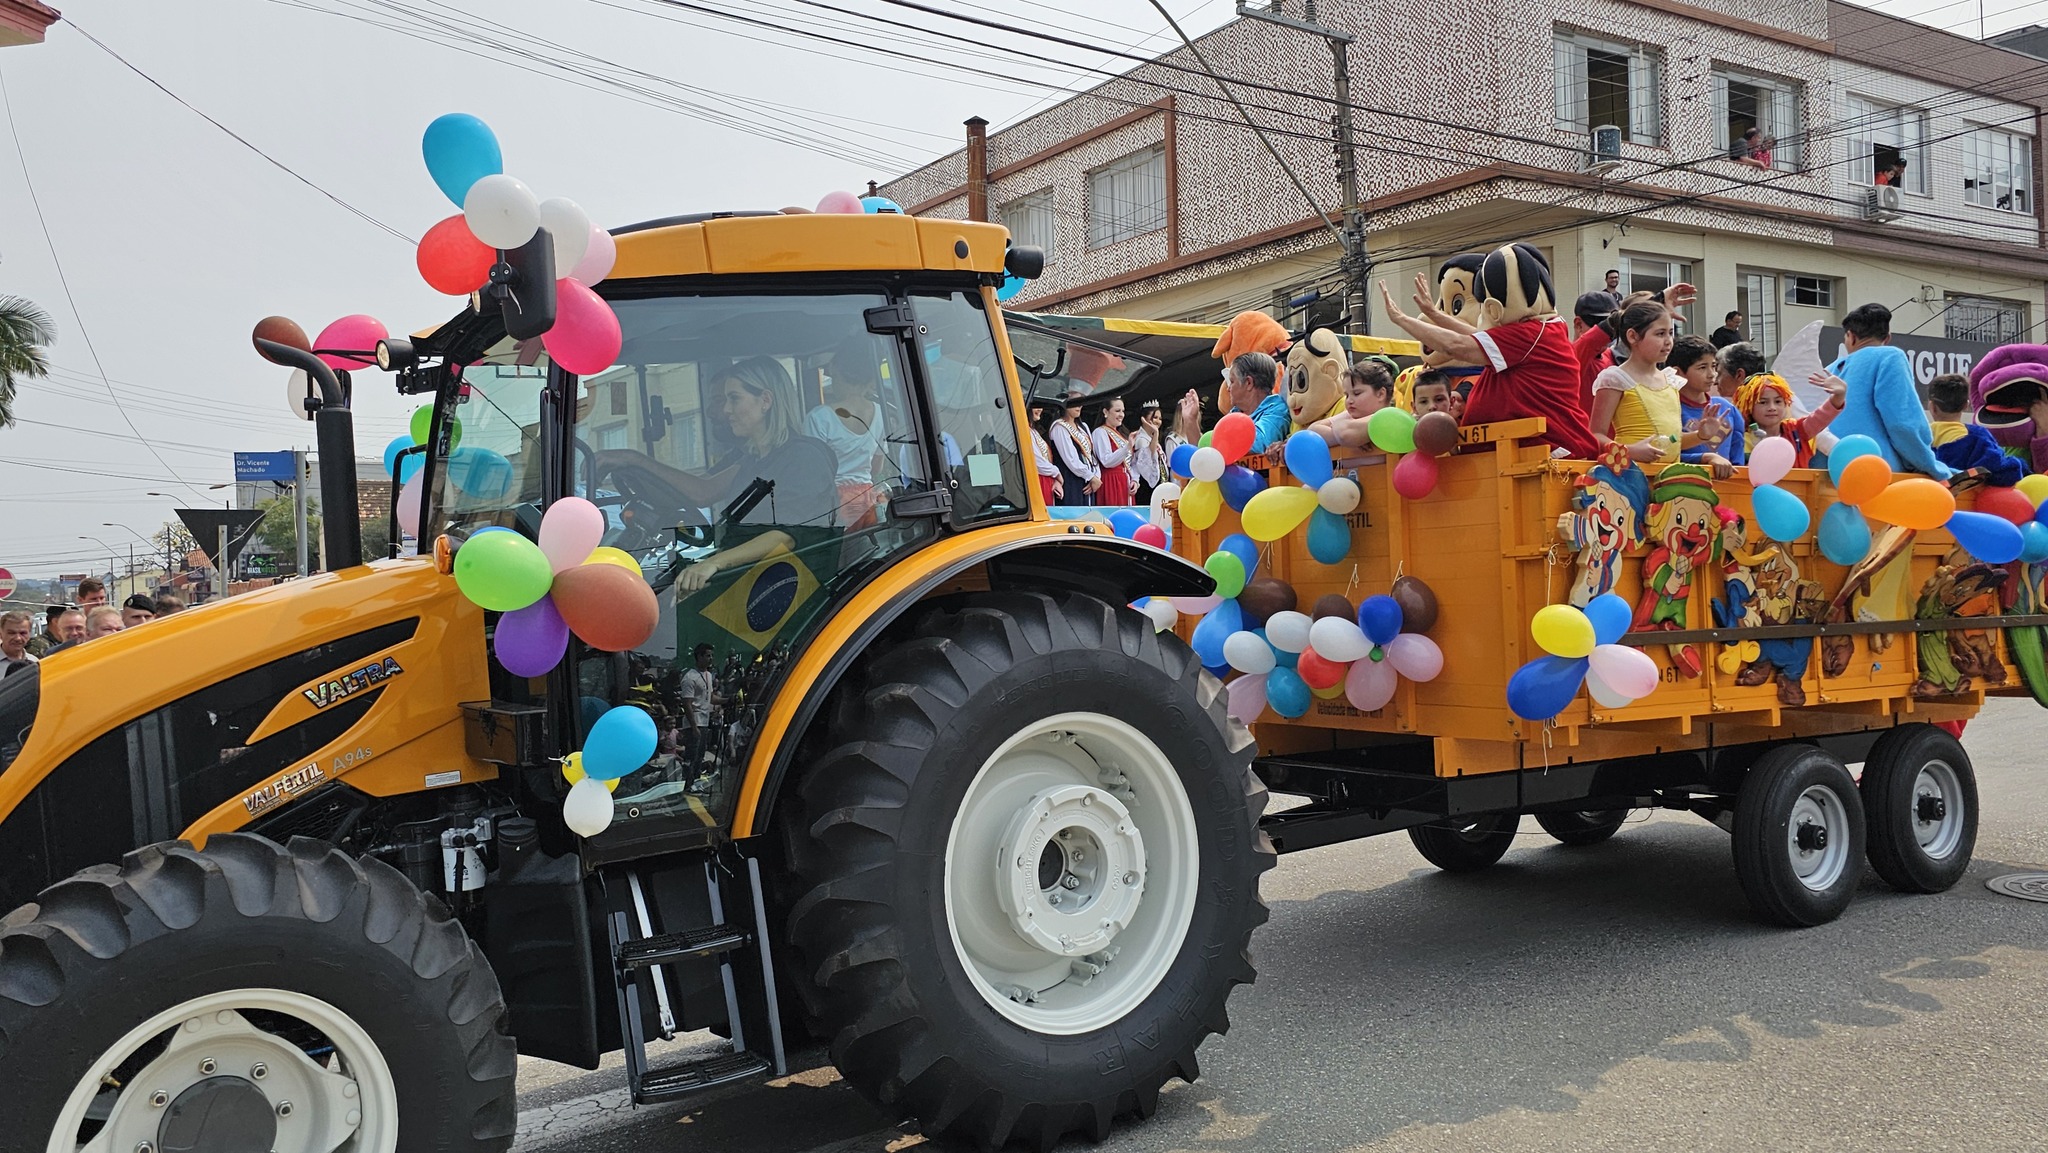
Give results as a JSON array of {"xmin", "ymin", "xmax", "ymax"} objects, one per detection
[
  {"xmin": 1970, "ymin": 343, "xmax": 2048, "ymax": 432},
  {"xmin": 1474, "ymin": 242, "xmax": 1559, "ymax": 330},
  {"xmin": 1212, "ymin": 310, "xmax": 1292, "ymax": 411},
  {"xmin": 1283, "ymin": 327, "xmax": 1350, "ymax": 433},
  {"xmin": 1398, "ymin": 253, "xmax": 1486, "ymax": 409}
]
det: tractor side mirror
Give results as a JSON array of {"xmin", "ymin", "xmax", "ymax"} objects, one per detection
[
  {"xmin": 1005, "ymin": 244, "xmax": 1045, "ymax": 281},
  {"xmin": 493, "ymin": 228, "xmax": 558, "ymax": 341}
]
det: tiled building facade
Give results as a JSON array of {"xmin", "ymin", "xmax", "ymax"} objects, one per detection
[{"xmin": 880, "ymin": 0, "xmax": 2045, "ymax": 354}]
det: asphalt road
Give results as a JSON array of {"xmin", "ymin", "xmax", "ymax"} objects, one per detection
[{"xmin": 513, "ymin": 700, "xmax": 2048, "ymax": 1152}]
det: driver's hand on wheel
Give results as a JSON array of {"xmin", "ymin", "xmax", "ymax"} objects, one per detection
[{"xmin": 678, "ymin": 557, "xmax": 722, "ymax": 593}]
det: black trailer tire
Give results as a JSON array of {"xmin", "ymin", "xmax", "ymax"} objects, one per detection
[
  {"xmin": 1731, "ymin": 745, "xmax": 1866, "ymax": 927},
  {"xmin": 1860, "ymin": 724, "xmax": 1978, "ymax": 894},
  {"xmin": 781, "ymin": 591, "xmax": 1273, "ymax": 1152},
  {"xmin": 1533, "ymin": 810, "xmax": 1630, "ymax": 846},
  {"xmin": 1408, "ymin": 813, "xmax": 1520, "ymax": 872},
  {"xmin": 0, "ymin": 834, "xmax": 517, "ymax": 1153}
]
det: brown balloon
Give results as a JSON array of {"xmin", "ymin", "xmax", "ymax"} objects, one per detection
[
  {"xmin": 251, "ymin": 316, "xmax": 312, "ymax": 364},
  {"xmin": 1311, "ymin": 593, "xmax": 1355, "ymax": 621},
  {"xmin": 1236, "ymin": 576, "xmax": 1297, "ymax": 624},
  {"xmin": 553, "ymin": 562, "xmax": 660, "ymax": 652},
  {"xmin": 1413, "ymin": 412, "xmax": 1460, "ymax": 457},
  {"xmin": 1391, "ymin": 575, "xmax": 1438, "ymax": 635}
]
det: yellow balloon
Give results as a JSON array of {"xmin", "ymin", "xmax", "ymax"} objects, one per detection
[
  {"xmin": 1178, "ymin": 479, "xmax": 1223, "ymax": 530},
  {"xmin": 1530, "ymin": 603, "xmax": 1596, "ymax": 659},
  {"xmin": 1862, "ymin": 477, "xmax": 1955, "ymax": 531},
  {"xmin": 560, "ymin": 752, "xmax": 619, "ymax": 792},
  {"xmin": 585, "ymin": 546, "xmax": 643, "ymax": 576},
  {"xmin": 1312, "ymin": 681, "xmax": 1345, "ymax": 699},
  {"xmin": 1240, "ymin": 485, "xmax": 1320, "ymax": 542},
  {"xmin": 2017, "ymin": 474, "xmax": 2048, "ymax": 507}
]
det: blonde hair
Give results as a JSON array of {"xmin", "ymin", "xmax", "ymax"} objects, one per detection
[{"xmin": 714, "ymin": 356, "xmax": 805, "ymax": 453}]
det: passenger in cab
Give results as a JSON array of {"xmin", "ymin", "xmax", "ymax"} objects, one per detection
[{"xmin": 807, "ymin": 340, "xmax": 888, "ymax": 529}]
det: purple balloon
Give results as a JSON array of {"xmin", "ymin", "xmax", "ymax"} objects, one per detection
[{"xmin": 495, "ymin": 595, "xmax": 569, "ymax": 677}]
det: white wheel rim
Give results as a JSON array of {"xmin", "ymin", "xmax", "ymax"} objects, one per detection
[
  {"xmin": 1912, "ymin": 758, "xmax": 1966, "ymax": 860},
  {"xmin": 49, "ymin": 988, "xmax": 399, "ymax": 1153},
  {"xmin": 1787, "ymin": 784, "xmax": 1852, "ymax": 892},
  {"xmin": 943, "ymin": 711, "xmax": 1199, "ymax": 1035}
]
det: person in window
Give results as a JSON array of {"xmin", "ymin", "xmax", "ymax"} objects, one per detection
[
  {"xmin": 1875, "ymin": 158, "xmax": 1908, "ymax": 187},
  {"xmin": 597, "ymin": 356, "xmax": 836, "ymax": 593},
  {"xmin": 1731, "ymin": 127, "xmax": 1770, "ymax": 170},
  {"xmin": 806, "ymin": 340, "xmax": 887, "ymax": 530},
  {"xmin": 1049, "ymin": 395, "xmax": 1098, "ymax": 506},
  {"xmin": 1091, "ymin": 397, "xmax": 1134, "ymax": 507}
]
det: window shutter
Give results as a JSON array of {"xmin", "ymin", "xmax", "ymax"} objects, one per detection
[
  {"xmin": 1712, "ymin": 73, "xmax": 1730, "ymax": 152},
  {"xmin": 1629, "ymin": 48, "xmax": 1661, "ymax": 144},
  {"xmin": 1554, "ymin": 36, "xmax": 1577, "ymax": 128}
]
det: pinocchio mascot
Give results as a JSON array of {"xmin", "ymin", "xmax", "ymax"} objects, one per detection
[
  {"xmin": 1456, "ymin": 243, "xmax": 1602, "ymax": 459},
  {"xmin": 1395, "ymin": 253, "xmax": 1484, "ymax": 411}
]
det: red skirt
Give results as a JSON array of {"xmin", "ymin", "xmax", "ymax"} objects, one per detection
[
  {"xmin": 1097, "ymin": 466, "xmax": 1131, "ymax": 507},
  {"xmin": 1038, "ymin": 474, "xmax": 1059, "ymax": 505},
  {"xmin": 837, "ymin": 481, "xmax": 881, "ymax": 529}
]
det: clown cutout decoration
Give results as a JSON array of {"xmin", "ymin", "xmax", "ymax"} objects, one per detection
[
  {"xmin": 1555, "ymin": 445, "xmax": 1650, "ymax": 607},
  {"xmin": 1714, "ymin": 522, "xmax": 1824, "ymax": 706},
  {"xmin": 1284, "ymin": 327, "xmax": 1349, "ymax": 435},
  {"xmin": 1631, "ymin": 463, "xmax": 1731, "ymax": 679},
  {"xmin": 1911, "ymin": 559, "xmax": 2010, "ymax": 699}
]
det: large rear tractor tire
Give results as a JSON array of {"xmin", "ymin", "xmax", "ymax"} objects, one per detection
[
  {"xmin": 1408, "ymin": 813, "xmax": 1520, "ymax": 872},
  {"xmin": 0, "ymin": 834, "xmax": 517, "ymax": 1152},
  {"xmin": 1732, "ymin": 745, "xmax": 1865, "ymax": 927},
  {"xmin": 780, "ymin": 591, "xmax": 1273, "ymax": 1151},
  {"xmin": 1860, "ymin": 724, "xmax": 1978, "ymax": 894}
]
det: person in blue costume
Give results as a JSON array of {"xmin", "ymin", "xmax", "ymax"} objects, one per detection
[{"xmin": 1810, "ymin": 303, "xmax": 1952, "ymax": 479}]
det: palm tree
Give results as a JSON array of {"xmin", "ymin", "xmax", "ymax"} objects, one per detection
[{"xmin": 0, "ymin": 295, "xmax": 57, "ymax": 429}]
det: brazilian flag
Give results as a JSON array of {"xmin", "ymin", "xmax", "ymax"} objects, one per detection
[{"xmin": 692, "ymin": 541, "xmax": 825, "ymax": 654}]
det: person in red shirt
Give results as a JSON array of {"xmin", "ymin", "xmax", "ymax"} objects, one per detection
[{"xmin": 1380, "ymin": 242, "xmax": 1604, "ymax": 459}]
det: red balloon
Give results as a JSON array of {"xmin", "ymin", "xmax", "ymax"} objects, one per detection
[
  {"xmin": 1133, "ymin": 523, "xmax": 1167, "ymax": 548},
  {"xmin": 1974, "ymin": 485, "xmax": 2036, "ymax": 526},
  {"xmin": 552, "ymin": 562, "xmax": 658, "ymax": 652},
  {"xmin": 1392, "ymin": 450, "xmax": 1439, "ymax": 500},
  {"xmin": 1212, "ymin": 411, "xmax": 1256, "ymax": 462},
  {"xmin": 417, "ymin": 214, "xmax": 496, "ymax": 296},
  {"xmin": 1296, "ymin": 647, "xmax": 1347, "ymax": 691}
]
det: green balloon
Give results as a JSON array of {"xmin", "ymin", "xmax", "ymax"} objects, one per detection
[
  {"xmin": 453, "ymin": 531, "xmax": 553, "ymax": 611},
  {"xmin": 1199, "ymin": 430, "xmax": 1213, "ymax": 448},
  {"xmin": 411, "ymin": 405, "xmax": 462, "ymax": 451},
  {"xmin": 1203, "ymin": 551, "xmax": 1246, "ymax": 600},
  {"xmin": 1366, "ymin": 407, "xmax": 1417, "ymax": 454}
]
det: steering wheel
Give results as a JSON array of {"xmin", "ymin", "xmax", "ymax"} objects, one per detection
[{"xmin": 589, "ymin": 453, "xmax": 699, "ymax": 554}]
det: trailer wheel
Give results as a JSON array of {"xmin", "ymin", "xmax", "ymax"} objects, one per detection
[
  {"xmin": 782, "ymin": 591, "xmax": 1272, "ymax": 1151},
  {"xmin": 1860, "ymin": 725, "xmax": 1978, "ymax": 894},
  {"xmin": 1408, "ymin": 813, "xmax": 1519, "ymax": 872},
  {"xmin": 0, "ymin": 835, "xmax": 517, "ymax": 1153},
  {"xmin": 1534, "ymin": 810, "xmax": 1630, "ymax": 846},
  {"xmin": 1731, "ymin": 745, "xmax": 1865, "ymax": 927}
]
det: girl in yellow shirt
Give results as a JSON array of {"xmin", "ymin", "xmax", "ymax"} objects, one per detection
[{"xmin": 1587, "ymin": 296, "xmax": 1727, "ymax": 464}]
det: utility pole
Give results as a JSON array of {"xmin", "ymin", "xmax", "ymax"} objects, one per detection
[
  {"xmin": 1237, "ymin": 2, "xmax": 1370, "ymax": 333},
  {"xmin": 293, "ymin": 449, "xmax": 310, "ymax": 578}
]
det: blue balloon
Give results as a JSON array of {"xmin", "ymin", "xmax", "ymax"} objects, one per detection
[
  {"xmin": 1190, "ymin": 599, "xmax": 1244, "ymax": 667},
  {"xmin": 1752, "ymin": 483, "xmax": 1812, "ymax": 543},
  {"xmin": 1819, "ymin": 502, "xmax": 1871, "ymax": 566},
  {"xmin": 447, "ymin": 445, "xmax": 514, "ymax": 501},
  {"xmin": 1219, "ymin": 464, "xmax": 1266, "ymax": 512},
  {"xmin": 1947, "ymin": 510, "xmax": 2024, "ymax": 564},
  {"xmin": 1827, "ymin": 434, "xmax": 1882, "ymax": 485},
  {"xmin": 1218, "ymin": 533, "xmax": 1260, "ymax": 580},
  {"xmin": 1283, "ymin": 430, "xmax": 1334, "ymax": 488},
  {"xmin": 1267, "ymin": 667, "xmax": 1311, "ymax": 718},
  {"xmin": 1107, "ymin": 508, "xmax": 1149, "ymax": 539},
  {"xmin": 1357, "ymin": 594, "xmax": 1404, "ymax": 646},
  {"xmin": 2035, "ymin": 498, "xmax": 2048, "ymax": 529},
  {"xmin": 1506, "ymin": 654, "xmax": 1590, "ymax": 721},
  {"xmin": 579, "ymin": 695, "xmax": 610, "ymax": 734},
  {"xmin": 861, "ymin": 195, "xmax": 902, "ymax": 214},
  {"xmin": 383, "ymin": 434, "xmax": 414, "ymax": 479},
  {"xmin": 1306, "ymin": 507, "xmax": 1351, "ymax": 565},
  {"xmin": 584, "ymin": 704, "xmax": 658, "ymax": 779},
  {"xmin": 422, "ymin": 113, "xmax": 503, "ymax": 208},
  {"xmin": 1271, "ymin": 646, "xmax": 1298, "ymax": 670},
  {"xmin": 2022, "ymin": 521, "xmax": 2048, "ymax": 564},
  {"xmin": 1584, "ymin": 593, "xmax": 1632, "ymax": 647},
  {"xmin": 995, "ymin": 272, "xmax": 1026, "ymax": 303},
  {"xmin": 1169, "ymin": 443, "xmax": 1197, "ymax": 480},
  {"xmin": 1204, "ymin": 662, "xmax": 1231, "ymax": 680}
]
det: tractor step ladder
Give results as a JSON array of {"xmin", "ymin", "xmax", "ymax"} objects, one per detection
[{"xmin": 607, "ymin": 854, "xmax": 786, "ymax": 1105}]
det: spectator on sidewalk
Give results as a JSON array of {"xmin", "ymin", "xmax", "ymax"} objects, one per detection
[
  {"xmin": 1601, "ymin": 269, "xmax": 1621, "ymax": 296},
  {"xmin": 84, "ymin": 606, "xmax": 124, "ymax": 639},
  {"xmin": 120, "ymin": 594, "xmax": 157, "ymax": 628},
  {"xmin": 75, "ymin": 577, "xmax": 107, "ymax": 610},
  {"xmin": 153, "ymin": 592, "xmax": 186, "ymax": 617},
  {"xmin": 43, "ymin": 608, "xmax": 86, "ymax": 654},
  {"xmin": 1, "ymin": 611, "xmax": 37, "ymax": 680},
  {"xmin": 25, "ymin": 603, "xmax": 68, "ymax": 658},
  {"xmin": 1709, "ymin": 312, "xmax": 1744, "ymax": 349}
]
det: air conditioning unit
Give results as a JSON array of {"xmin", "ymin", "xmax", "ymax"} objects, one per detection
[
  {"xmin": 1864, "ymin": 184, "xmax": 1904, "ymax": 223},
  {"xmin": 1586, "ymin": 125, "xmax": 1623, "ymax": 175}
]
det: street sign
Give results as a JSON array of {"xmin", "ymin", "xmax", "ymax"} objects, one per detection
[
  {"xmin": 0, "ymin": 567, "xmax": 14, "ymax": 599},
  {"xmin": 235, "ymin": 451, "xmax": 297, "ymax": 482},
  {"xmin": 176, "ymin": 508, "xmax": 269, "ymax": 569}
]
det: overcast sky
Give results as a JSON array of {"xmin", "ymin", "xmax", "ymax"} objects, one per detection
[{"xmin": 0, "ymin": 0, "xmax": 2036, "ymax": 578}]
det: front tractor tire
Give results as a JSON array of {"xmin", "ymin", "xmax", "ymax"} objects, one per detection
[
  {"xmin": 781, "ymin": 591, "xmax": 1273, "ymax": 1150},
  {"xmin": 0, "ymin": 834, "xmax": 517, "ymax": 1153}
]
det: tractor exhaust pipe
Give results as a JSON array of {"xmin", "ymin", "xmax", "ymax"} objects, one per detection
[{"xmin": 254, "ymin": 318, "xmax": 363, "ymax": 571}]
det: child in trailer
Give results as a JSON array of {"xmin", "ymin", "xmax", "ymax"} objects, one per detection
[
  {"xmin": 1450, "ymin": 380, "xmax": 1472, "ymax": 423},
  {"xmin": 1670, "ymin": 334, "xmax": 1744, "ymax": 476},
  {"xmin": 1410, "ymin": 369, "xmax": 1454, "ymax": 416},
  {"xmin": 1739, "ymin": 372, "xmax": 1844, "ymax": 469},
  {"xmin": 1587, "ymin": 297, "xmax": 1732, "ymax": 466},
  {"xmin": 1311, "ymin": 360, "xmax": 1395, "ymax": 449},
  {"xmin": 1815, "ymin": 303, "xmax": 1953, "ymax": 479},
  {"xmin": 1927, "ymin": 372, "xmax": 2022, "ymax": 486}
]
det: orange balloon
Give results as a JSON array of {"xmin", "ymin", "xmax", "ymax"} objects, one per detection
[
  {"xmin": 1211, "ymin": 411, "xmax": 1256, "ymax": 462},
  {"xmin": 552, "ymin": 562, "xmax": 659, "ymax": 651},
  {"xmin": 1860, "ymin": 476, "xmax": 1956, "ymax": 531},
  {"xmin": 1835, "ymin": 453, "xmax": 1892, "ymax": 506}
]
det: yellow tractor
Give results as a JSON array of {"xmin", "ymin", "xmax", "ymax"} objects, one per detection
[{"xmin": 0, "ymin": 212, "xmax": 1273, "ymax": 1151}]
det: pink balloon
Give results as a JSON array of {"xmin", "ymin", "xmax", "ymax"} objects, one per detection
[
  {"xmin": 1392, "ymin": 451, "xmax": 1439, "ymax": 500},
  {"xmin": 1133, "ymin": 523, "xmax": 1167, "ymax": 548},
  {"xmin": 315, "ymin": 314, "xmax": 388, "ymax": 372},
  {"xmin": 538, "ymin": 495, "xmax": 606, "ymax": 573},
  {"xmin": 816, "ymin": 190, "xmax": 864, "ymax": 214},
  {"xmin": 1748, "ymin": 435, "xmax": 1796, "ymax": 488},
  {"xmin": 543, "ymin": 279, "xmax": 623, "ymax": 376},
  {"xmin": 1587, "ymin": 643, "xmax": 1658, "ymax": 700},
  {"xmin": 569, "ymin": 223, "xmax": 616, "ymax": 286},
  {"xmin": 1169, "ymin": 594, "xmax": 1224, "ymax": 614},
  {"xmin": 1225, "ymin": 672, "xmax": 1268, "ymax": 723},
  {"xmin": 1345, "ymin": 655, "xmax": 1398, "ymax": 713},
  {"xmin": 1386, "ymin": 633, "xmax": 1444, "ymax": 682},
  {"xmin": 396, "ymin": 473, "xmax": 425, "ymax": 538}
]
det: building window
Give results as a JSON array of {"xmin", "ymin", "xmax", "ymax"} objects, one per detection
[
  {"xmin": 596, "ymin": 424, "xmax": 627, "ymax": 450},
  {"xmin": 1620, "ymin": 254, "xmax": 1690, "ymax": 300},
  {"xmin": 1847, "ymin": 97, "xmax": 1928, "ymax": 195},
  {"xmin": 996, "ymin": 187, "xmax": 1058, "ymax": 263},
  {"xmin": 1962, "ymin": 127, "xmax": 2033, "ymax": 213},
  {"xmin": 1554, "ymin": 31, "xmax": 1663, "ymax": 145},
  {"xmin": 1737, "ymin": 270, "xmax": 1780, "ymax": 358},
  {"xmin": 1086, "ymin": 146, "xmax": 1166, "ymax": 249},
  {"xmin": 1785, "ymin": 276, "xmax": 1834, "ymax": 309},
  {"xmin": 1946, "ymin": 295, "xmax": 2028, "ymax": 344},
  {"xmin": 1713, "ymin": 67, "xmax": 1802, "ymax": 169}
]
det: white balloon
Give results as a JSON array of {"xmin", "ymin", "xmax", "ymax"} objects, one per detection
[
  {"xmin": 1141, "ymin": 598, "xmax": 1179, "ymax": 633},
  {"xmin": 1223, "ymin": 629, "xmax": 1277, "ymax": 675},
  {"xmin": 563, "ymin": 776, "xmax": 616, "ymax": 837},
  {"xmin": 396, "ymin": 473, "xmax": 426, "ymax": 537},
  {"xmin": 1189, "ymin": 446, "xmax": 1226, "ymax": 483},
  {"xmin": 1386, "ymin": 633, "xmax": 1444, "ymax": 682},
  {"xmin": 1308, "ymin": 616, "xmax": 1371, "ymax": 663},
  {"xmin": 1588, "ymin": 643, "xmax": 1658, "ymax": 699},
  {"xmin": 286, "ymin": 369, "xmax": 314, "ymax": 421},
  {"xmin": 539, "ymin": 197, "xmax": 592, "ymax": 274},
  {"xmin": 569, "ymin": 223, "xmax": 617, "ymax": 286},
  {"xmin": 1585, "ymin": 665, "xmax": 1635, "ymax": 709},
  {"xmin": 1265, "ymin": 610, "xmax": 1312, "ymax": 654},
  {"xmin": 463, "ymin": 173, "xmax": 542, "ymax": 250},
  {"xmin": 1149, "ymin": 481, "xmax": 1182, "ymax": 528},
  {"xmin": 1317, "ymin": 477, "xmax": 1360, "ymax": 515}
]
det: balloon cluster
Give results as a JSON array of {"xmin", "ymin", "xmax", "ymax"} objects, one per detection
[
  {"xmin": 1169, "ymin": 412, "xmax": 1265, "ymax": 530},
  {"xmin": 559, "ymin": 702, "xmax": 659, "ymax": 837},
  {"xmin": 284, "ymin": 316, "xmax": 390, "ymax": 421},
  {"xmin": 1237, "ymin": 432, "xmax": 1359, "ymax": 562},
  {"xmin": 1792, "ymin": 434, "xmax": 1958, "ymax": 564},
  {"xmin": 1106, "ymin": 507, "xmax": 1169, "ymax": 549},
  {"xmin": 420, "ymin": 113, "xmax": 622, "ymax": 375},
  {"xmin": 1212, "ymin": 582, "xmax": 1444, "ymax": 722},
  {"xmin": 1367, "ymin": 409, "xmax": 1460, "ymax": 499},
  {"xmin": 1984, "ymin": 476, "xmax": 2048, "ymax": 564},
  {"xmin": 1506, "ymin": 594, "xmax": 1659, "ymax": 720},
  {"xmin": 456, "ymin": 498, "xmax": 659, "ymax": 676}
]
